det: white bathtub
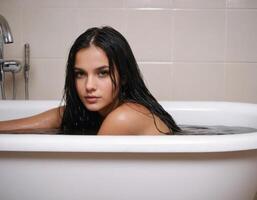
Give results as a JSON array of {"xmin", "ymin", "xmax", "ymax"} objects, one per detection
[{"xmin": 0, "ymin": 100, "xmax": 256, "ymax": 200}]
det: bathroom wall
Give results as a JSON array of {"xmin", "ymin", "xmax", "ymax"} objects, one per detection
[{"xmin": 1, "ymin": 0, "xmax": 257, "ymax": 103}]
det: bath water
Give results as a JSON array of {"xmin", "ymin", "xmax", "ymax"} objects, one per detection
[
  {"xmin": 177, "ymin": 125, "xmax": 257, "ymax": 135},
  {"xmin": 0, "ymin": 125, "xmax": 257, "ymax": 135}
]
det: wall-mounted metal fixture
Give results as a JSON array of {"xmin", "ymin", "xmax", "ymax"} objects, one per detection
[
  {"xmin": 0, "ymin": 15, "xmax": 30, "ymax": 100},
  {"xmin": 24, "ymin": 43, "xmax": 30, "ymax": 100},
  {"xmin": 2, "ymin": 60, "xmax": 22, "ymax": 99},
  {"xmin": 0, "ymin": 14, "xmax": 14, "ymax": 99}
]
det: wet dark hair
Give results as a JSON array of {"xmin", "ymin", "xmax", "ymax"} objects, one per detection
[{"xmin": 61, "ymin": 26, "xmax": 181, "ymax": 134}]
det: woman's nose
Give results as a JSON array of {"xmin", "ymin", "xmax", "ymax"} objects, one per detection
[{"xmin": 85, "ymin": 76, "xmax": 96, "ymax": 92}]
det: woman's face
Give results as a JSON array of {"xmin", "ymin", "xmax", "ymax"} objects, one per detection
[{"xmin": 74, "ymin": 45, "xmax": 119, "ymax": 116}]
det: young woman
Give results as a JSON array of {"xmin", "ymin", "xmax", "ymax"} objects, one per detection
[{"xmin": 0, "ymin": 26, "xmax": 181, "ymax": 135}]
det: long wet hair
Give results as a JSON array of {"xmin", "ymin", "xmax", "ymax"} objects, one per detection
[{"xmin": 61, "ymin": 26, "xmax": 181, "ymax": 134}]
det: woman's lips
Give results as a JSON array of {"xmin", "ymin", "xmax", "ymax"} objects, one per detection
[{"xmin": 85, "ymin": 96, "xmax": 100, "ymax": 103}]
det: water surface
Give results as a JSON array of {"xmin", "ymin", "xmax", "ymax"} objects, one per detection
[
  {"xmin": 0, "ymin": 125, "xmax": 256, "ymax": 135},
  {"xmin": 177, "ymin": 125, "xmax": 257, "ymax": 135}
]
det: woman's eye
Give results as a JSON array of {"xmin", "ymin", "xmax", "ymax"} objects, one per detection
[
  {"xmin": 74, "ymin": 71, "xmax": 85, "ymax": 79},
  {"xmin": 98, "ymin": 70, "xmax": 109, "ymax": 77}
]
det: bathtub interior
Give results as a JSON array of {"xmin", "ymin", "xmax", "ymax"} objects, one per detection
[
  {"xmin": 1, "ymin": 100, "xmax": 257, "ymax": 129},
  {"xmin": 0, "ymin": 100, "xmax": 60, "ymax": 121},
  {"xmin": 162, "ymin": 101, "xmax": 257, "ymax": 129}
]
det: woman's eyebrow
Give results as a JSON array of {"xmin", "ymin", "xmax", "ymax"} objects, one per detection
[
  {"xmin": 74, "ymin": 65, "xmax": 109, "ymax": 70},
  {"xmin": 95, "ymin": 66, "xmax": 109, "ymax": 70},
  {"xmin": 74, "ymin": 66, "xmax": 84, "ymax": 71}
]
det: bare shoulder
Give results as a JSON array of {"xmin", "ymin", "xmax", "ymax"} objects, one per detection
[
  {"xmin": 98, "ymin": 103, "xmax": 168, "ymax": 135},
  {"xmin": 98, "ymin": 103, "xmax": 148, "ymax": 135}
]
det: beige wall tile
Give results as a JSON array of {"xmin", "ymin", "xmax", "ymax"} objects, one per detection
[
  {"xmin": 0, "ymin": 0, "xmax": 23, "ymax": 7},
  {"xmin": 0, "ymin": 0, "xmax": 23, "ymax": 59},
  {"xmin": 139, "ymin": 63, "xmax": 173, "ymax": 100},
  {"xmin": 77, "ymin": 0, "xmax": 123, "ymax": 8},
  {"xmin": 173, "ymin": 0, "xmax": 226, "ymax": 9},
  {"xmin": 173, "ymin": 10, "xmax": 226, "ymax": 62},
  {"xmin": 124, "ymin": 0, "xmax": 172, "ymax": 8},
  {"xmin": 225, "ymin": 63, "xmax": 257, "ymax": 103},
  {"xmin": 228, "ymin": 0, "xmax": 257, "ymax": 8},
  {"xmin": 78, "ymin": 9, "xmax": 126, "ymax": 36},
  {"xmin": 171, "ymin": 63, "xmax": 225, "ymax": 101},
  {"xmin": 28, "ymin": 59, "xmax": 66, "ymax": 100},
  {"xmin": 22, "ymin": 7, "xmax": 78, "ymax": 58},
  {"xmin": 22, "ymin": 0, "xmax": 78, "ymax": 8},
  {"xmin": 226, "ymin": 10, "xmax": 257, "ymax": 62},
  {"xmin": 126, "ymin": 10, "xmax": 173, "ymax": 62}
]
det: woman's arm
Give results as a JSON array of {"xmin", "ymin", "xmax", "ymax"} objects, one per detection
[{"xmin": 0, "ymin": 106, "xmax": 64, "ymax": 132}]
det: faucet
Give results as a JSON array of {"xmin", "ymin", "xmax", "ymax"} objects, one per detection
[
  {"xmin": 0, "ymin": 15, "xmax": 29, "ymax": 100},
  {"xmin": 0, "ymin": 14, "xmax": 13, "ymax": 61},
  {"xmin": 0, "ymin": 14, "xmax": 14, "ymax": 99}
]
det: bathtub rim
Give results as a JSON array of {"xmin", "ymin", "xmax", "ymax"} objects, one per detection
[{"xmin": 0, "ymin": 133, "xmax": 256, "ymax": 153}]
